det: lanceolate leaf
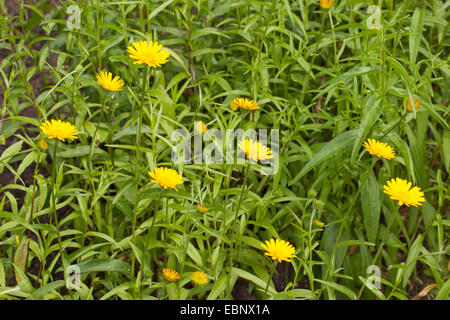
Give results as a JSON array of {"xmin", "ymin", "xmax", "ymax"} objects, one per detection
[
  {"xmin": 360, "ymin": 169, "xmax": 381, "ymax": 243},
  {"xmin": 290, "ymin": 130, "xmax": 358, "ymax": 185}
]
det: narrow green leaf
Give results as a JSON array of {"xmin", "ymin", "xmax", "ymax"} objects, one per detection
[
  {"xmin": 289, "ymin": 130, "xmax": 357, "ymax": 185},
  {"xmin": 360, "ymin": 170, "xmax": 381, "ymax": 243}
]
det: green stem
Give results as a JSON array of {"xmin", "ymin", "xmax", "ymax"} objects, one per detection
[
  {"xmin": 51, "ymin": 141, "xmax": 63, "ymax": 272},
  {"xmin": 265, "ymin": 261, "xmax": 277, "ymax": 296},
  {"xmin": 357, "ymin": 205, "xmax": 399, "ymax": 299},
  {"xmin": 225, "ymin": 161, "xmax": 250, "ymax": 298},
  {"xmin": 131, "ymin": 66, "xmax": 149, "ymax": 276}
]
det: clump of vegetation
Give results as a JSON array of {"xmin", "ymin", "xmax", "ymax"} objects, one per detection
[{"xmin": 0, "ymin": 0, "xmax": 448, "ymax": 300}]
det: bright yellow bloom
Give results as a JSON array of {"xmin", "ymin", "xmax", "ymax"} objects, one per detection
[
  {"xmin": 39, "ymin": 139, "xmax": 48, "ymax": 150},
  {"xmin": 407, "ymin": 97, "xmax": 420, "ymax": 112},
  {"xmin": 40, "ymin": 119, "xmax": 78, "ymax": 142},
  {"xmin": 96, "ymin": 71, "xmax": 124, "ymax": 91},
  {"xmin": 162, "ymin": 268, "xmax": 179, "ymax": 282},
  {"xmin": 314, "ymin": 219, "xmax": 325, "ymax": 227},
  {"xmin": 320, "ymin": 0, "xmax": 333, "ymax": 9},
  {"xmin": 149, "ymin": 167, "xmax": 183, "ymax": 191},
  {"xmin": 127, "ymin": 40, "xmax": 170, "ymax": 67},
  {"xmin": 238, "ymin": 138, "xmax": 272, "ymax": 162},
  {"xmin": 261, "ymin": 238, "xmax": 296, "ymax": 263},
  {"xmin": 191, "ymin": 271, "xmax": 208, "ymax": 285},
  {"xmin": 194, "ymin": 121, "xmax": 207, "ymax": 134},
  {"xmin": 196, "ymin": 204, "xmax": 208, "ymax": 213},
  {"xmin": 383, "ymin": 178, "xmax": 425, "ymax": 207},
  {"xmin": 363, "ymin": 138, "xmax": 395, "ymax": 160},
  {"xmin": 230, "ymin": 97, "xmax": 259, "ymax": 110}
]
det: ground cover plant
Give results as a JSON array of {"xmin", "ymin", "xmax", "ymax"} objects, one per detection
[{"xmin": 0, "ymin": 0, "xmax": 449, "ymax": 300}]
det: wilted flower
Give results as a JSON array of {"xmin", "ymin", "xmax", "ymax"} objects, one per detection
[
  {"xmin": 196, "ymin": 204, "xmax": 208, "ymax": 213},
  {"xmin": 406, "ymin": 97, "xmax": 421, "ymax": 112},
  {"xmin": 39, "ymin": 139, "xmax": 48, "ymax": 150}
]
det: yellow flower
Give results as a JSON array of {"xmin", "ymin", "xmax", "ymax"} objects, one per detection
[
  {"xmin": 383, "ymin": 178, "xmax": 425, "ymax": 207},
  {"xmin": 96, "ymin": 71, "xmax": 124, "ymax": 91},
  {"xmin": 162, "ymin": 268, "xmax": 179, "ymax": 282},
  {"xmin": 238, "ymin": 138, "xmax": 272, "ymax": 162},
  {"xmin": 314, "ymin": 219, "xmax": 325, "ymax": 227},
  {"xmin": 406, "ymin": 97, "xmax": 420, "ymax": 112},
  {"xmin": 194, "ymin": 121, "xmax": 207, "ymax": 134},
  {"xmin": 191, "ymin": 271, "xmax": 208, "ymax": 285},
  {"xmin": 40, "ymin": 119, "xmax": 78, "ymax": 142},
  {"xmin": 196, "ymin": 204, "xmax": 208, "ymax": 213},
  {"xmin": 261, "ymin": 238, "xmax": 296, "ymax": 263},
  {"xmin": 362, "ymin": 138, "xmax": 395, "ymax": 160},
  {"xmin": 149, "ymin": 167, "xmax": 183, "ymax": 191},
  {"xmin": 320, "ymin": 0, "xmax": 333, "ymax": 9},
  {"xmin": 230, "ymin": 97, "xmax": 259, "ymax": 110},
  {"xmin": 39, "ymin": 139, "xmax": 48, "ymax": 150},
  {"xmin": 127, "ymin": 40, "xmax": 170, "ymax": 67}
]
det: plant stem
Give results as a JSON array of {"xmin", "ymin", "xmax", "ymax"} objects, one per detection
[
  {"xmin": 131, "ymin": 66, "xmax": 149, "ymax": 276},
  {"xmin": 265, "ymin": 261, "xmax": 277, "ymax": 296},
  {"xmin": 357, "ymin": 205, "xmax": 399, "ymax": 299},
  {"xmin": 225, "ymin": 161, "xmax": 250, "ymax": 298}
]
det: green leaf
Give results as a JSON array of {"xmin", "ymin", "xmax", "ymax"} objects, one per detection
[
  {"xmin": 231, "ymin": 267, "xmax": 276, "ymax": 295},
  {"xmin": 194, "ymin": 221, "xmax": 231, "ymax": 245},
  {"xmin": 315, "ymin": 279, "xmax": 357, "ymax": 300},
  {"xmin": 74, "ymin": 259, "xmax": 131, "ymax": 274},
  {"xmin": 29, "ymin": 281, "xmax": 65, "ymax": 300},
  {"xmin": 289, "ymin": 130, "xmax": 357, "ymax": 185},
  {"xmin": 207, "ymin": 273, "xmax": 228, "ymax": 300},
  {"xmin": 409, "ymin": 8, "xmax": 424, "ymax": 66},
  {"xmin": 58, "ymin": 145, "xmax": 109, "ymax": 158},
  {"xmin": 360, "ymin": 170, "xmax": 381, "ymax": 243},
  {"xmin": 402, "ymin": 234, "xmax": 423, "ymax": 288},
  {"xmin": 442, "ymin": 130, "xmax": 450, "ymax": 172},
  {"xmin": 0, "ymin": 141, "xmax": 22, "ymax": 164},
  {"xmin": 436, "ymin": 279, "xmax": 450, "ymax": 300},
  {"xmin": 351, "ymin": 94, "xmax": 381, "ymax": 163}
]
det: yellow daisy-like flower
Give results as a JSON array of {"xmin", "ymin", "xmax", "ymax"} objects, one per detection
[
  {"xmin": 191, "ymin": 271, "xmax": 208, "ymax": 285},
  {"xmin": 238, "ymin": 138, "xmax": 273, "ymax": 162},
  {"xmin": 40, "ymin": 119, "xmax": 78, "ymax": 142},
  {"xmin": 39, "ymin": 139, "xmax": 48, "ymax": 150},
  {"xmin": 196, "ymin": 204, "xmax": 208, "ymax": 213},
  {"xmin": 320, "ymin": 0, "xmax": 333, "ymax": 9},
  {"xmin": 162, "ymin": 268, "xmax": 179, "ymax": 282},
  {"xmin": 194, "ymin": 121, "xmax": 207, "ymax": 134},
  {"xmin": 149, "ymin": 167, "xmax": 183, "ymax": 191},
  {"xmin": 261, "ymin": 238, "xmax": 296, "ymax": 263},
  {"xmin": 230, "ymin": 97, "xmax": 259, "ymax": 110},
  {"xmin": 96, "ymin": 71, "xmax": 124, "ymax": 91},
  {"xmin": 406, "ymin": 97, "xmax": 421, "ymax": 112},
  {"xmin": 362, "ymin": 138, "xmax": 395, "ymax": 160},
  {"xmin": 383, "ymin": 178, "xmax": 425, "ymax": 207},
  {"xmin": 127, "ymin": 40, "xmax": 170, "ymax": 67}
]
